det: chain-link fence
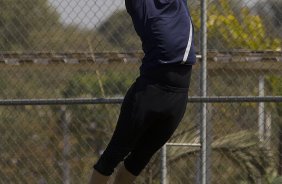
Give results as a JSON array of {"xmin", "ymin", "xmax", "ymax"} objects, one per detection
[{"xmin": 0, "ymin": 0, "xmax": 282, "ymax": 184}]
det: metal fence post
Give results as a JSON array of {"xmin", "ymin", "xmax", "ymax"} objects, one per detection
[
  {"xmin": 200, "ymin": 0, "xmax": 209, "ymax": 183},
  {"xmin": 61, "ymin": 106, "xmax": 71, "ymax": 184},
  {"xmin": 258, "ymin": 75, "xmax": 265, "ymax": 144},
  {"xmin": 161, "ymin": 144, "xmax": 167, "ymax": 184},
  {"xmin": 265, "ymin": 111, "xmax": 272, "ymax": 153},
  {"xmin": 257, "ymin": 75, "xmax": 265, "ymax": 184}
]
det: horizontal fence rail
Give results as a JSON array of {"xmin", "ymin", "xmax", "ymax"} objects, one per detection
[
  {"xmin": 1, "ymin": 96, "xmax": 282, "ymax": 106},
  {"xmin": 0, "ymin": 51, "xmax": 281, "ymax": 64},
  {"xmin": 166, "ymin": 143, "xmax": 201, "ymax": 147}
]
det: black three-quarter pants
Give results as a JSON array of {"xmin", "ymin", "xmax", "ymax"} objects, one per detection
[{"xmin": 94, "ymin": 64, "xmax": 192, "ymax": 176}]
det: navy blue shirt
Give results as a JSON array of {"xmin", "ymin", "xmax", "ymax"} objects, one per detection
[{"xmin": 125, "ymin": 0, "xmax": 196, "ymax": 72}]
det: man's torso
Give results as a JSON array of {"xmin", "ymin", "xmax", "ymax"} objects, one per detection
[{"xmin": 125, "ymin": 0, "xmax": 196, "ymax": 72}]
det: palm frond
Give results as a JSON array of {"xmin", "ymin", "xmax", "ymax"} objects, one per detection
[{"xmin": 166, "ymin": 131, "xmax": 270, "ymax": 182}]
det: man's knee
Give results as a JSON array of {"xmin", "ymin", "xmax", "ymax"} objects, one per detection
[
  {"xmin": 123, "ymin": 151, "xmax": 154, "ymax": 176},
  {"xmin": 94, "ymin": 147, "xmax": 131, "ymax": 176}
]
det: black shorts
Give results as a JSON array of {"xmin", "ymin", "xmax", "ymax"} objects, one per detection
[{"xmin": 94, "ymin": 65, "xmax": 192, "ymax": 176}]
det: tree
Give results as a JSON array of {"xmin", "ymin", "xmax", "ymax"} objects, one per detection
[
  {"xmin": 29, "ymin": 24, "xmax": 114, "ymax": 52},
  {"xmin": 0, "ymin": 0, "xmax": 60, "ymax": 51},
  {"xmin": 0, "ymin": 0, "xmax": 114, "ymax": 52},
  {"xmin": 190, "ymin": 0, "xmax": 281, "ymax": 50},
  {"xmin": 97, "ymin": 11, "xmax": 141, "ymax": 51},
  {"xmin": 267, "ymin": 76, "xmax": 282, "ymax": 180},
  {"xmin": 255, "ymin": 0, "xmax": 282, "ymax": 39}
]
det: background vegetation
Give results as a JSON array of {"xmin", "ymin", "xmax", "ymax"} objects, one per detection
[{"xmin": 0, "ymin": 0, "xmax": 282, "ymax": 183}]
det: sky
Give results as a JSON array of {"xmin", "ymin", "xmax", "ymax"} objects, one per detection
[{"xmin": 48, "ymin": 0, "xmax": 125, "ymax": 29}]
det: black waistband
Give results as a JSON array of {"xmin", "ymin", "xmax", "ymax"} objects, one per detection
[{"xmin": 140, "ymin": 64, "xmax": 192, "ymax": 89}]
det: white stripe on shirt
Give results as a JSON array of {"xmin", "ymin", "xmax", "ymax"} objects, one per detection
[{"xmin": 182, "ymin": 20, "xmax": 193, "ymax": 63}]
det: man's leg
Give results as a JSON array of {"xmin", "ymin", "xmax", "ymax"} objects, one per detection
[
  {"xmin": 123, "ymin": 83, "xmax": 189, "ymax": 177},
  {"xmin": 89, "ymin": 78, "xmax": 145, "ymax": 183},
  {"xmin": 88, "ymin": 169, "xmax": 110, "ymax": 184},
  {"xmin": 113, "ymin": 163, "xmax": 137, "ymax": 184}
]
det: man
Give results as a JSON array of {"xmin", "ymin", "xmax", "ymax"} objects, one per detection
[{"xmin": 89, "ymin": 0, "xmax": 196, "ymax": 183}]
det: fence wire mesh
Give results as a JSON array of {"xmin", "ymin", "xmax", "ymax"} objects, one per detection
[{"xmin": 0, "ymin": 0, "xmax": 282, "ymax": 184}]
